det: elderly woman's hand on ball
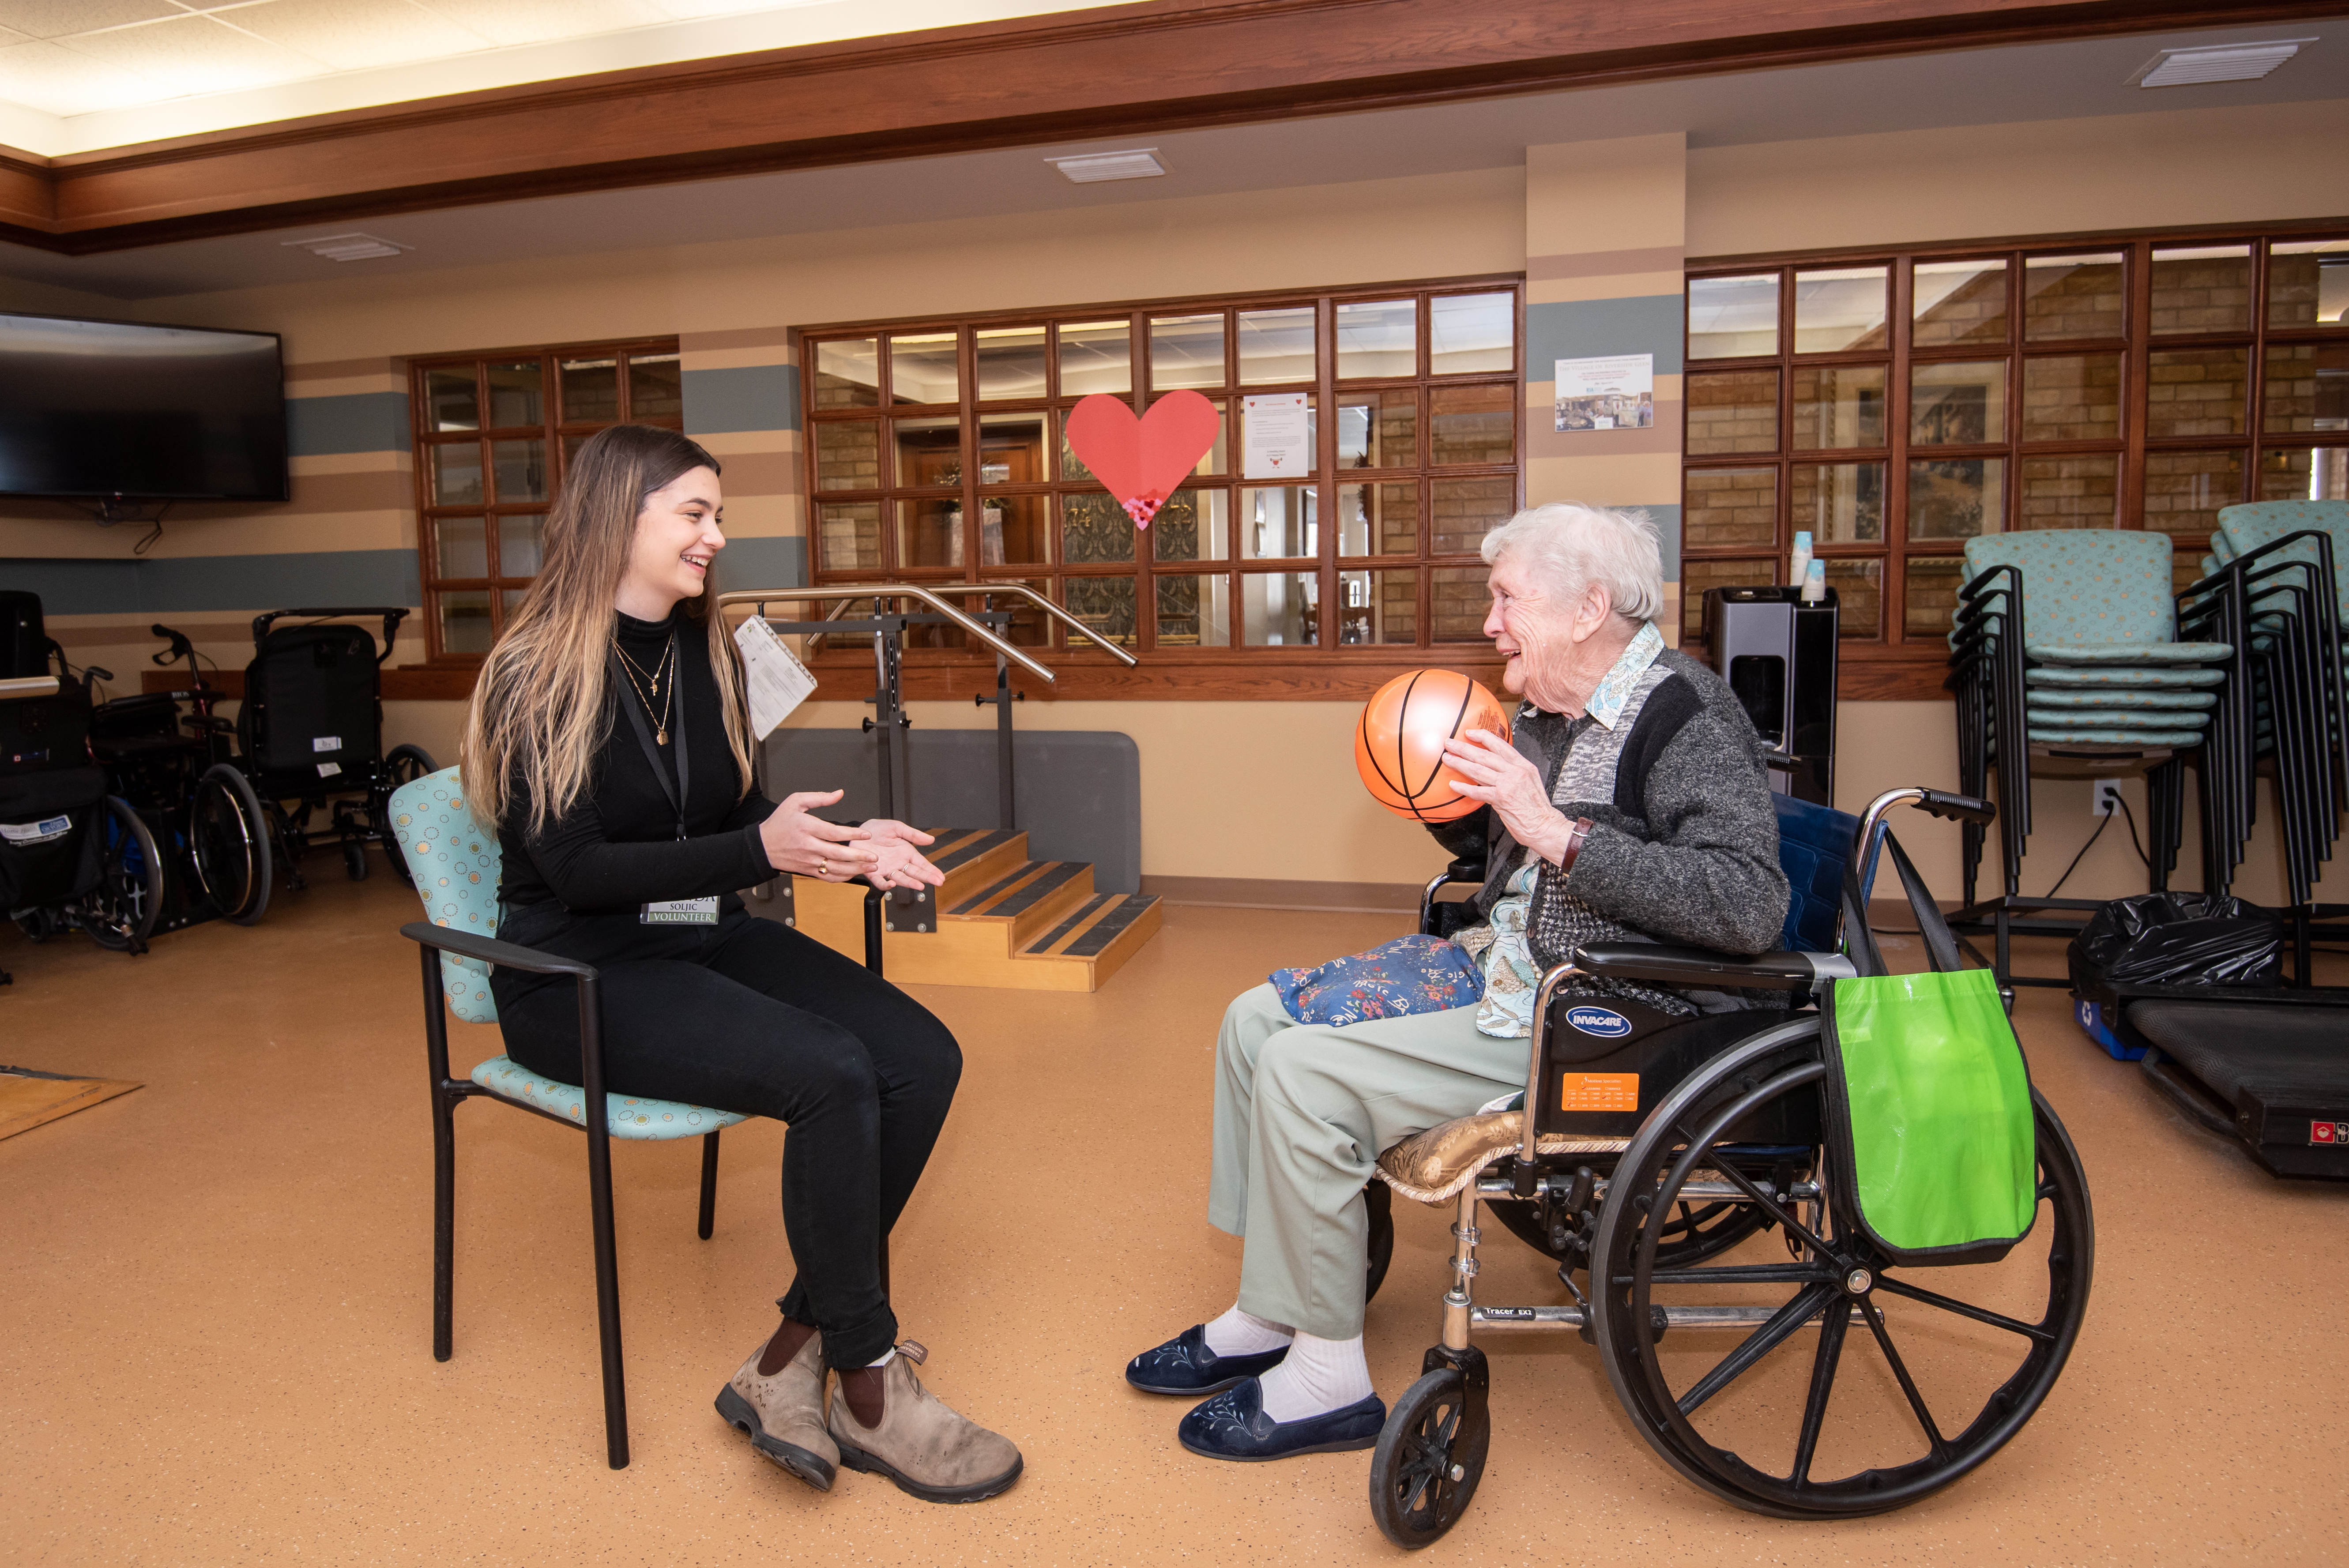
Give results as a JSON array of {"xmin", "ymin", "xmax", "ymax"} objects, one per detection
[{"xmin": 1442, "ymin": 729, "xmax": 1576, "ymax": 866}]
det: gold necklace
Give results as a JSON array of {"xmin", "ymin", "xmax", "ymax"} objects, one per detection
[{"xmin": 613, "ymin": 637, "xmax": 674, "ymax": 745}]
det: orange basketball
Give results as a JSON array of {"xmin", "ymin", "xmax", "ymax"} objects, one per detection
[{"xmin": 1354, "ymin": 669, "xmax": 1511, "ymax": 822}]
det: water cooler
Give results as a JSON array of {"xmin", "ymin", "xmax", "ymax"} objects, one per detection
[{"xmin": 1702, "ymin": 585, "xmax": 1838, "ymax": 806}]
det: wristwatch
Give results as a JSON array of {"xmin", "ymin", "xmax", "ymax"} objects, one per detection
[{"xmin": 1560, "ymin": 816, "xmax": 1596, "ymax": 872}]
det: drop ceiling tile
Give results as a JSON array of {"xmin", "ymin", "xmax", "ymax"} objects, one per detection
[
  {"xmin": 0, "ymin": 38, "xmax": 157, "ymax": 114},
  {"xmin": 230, "ymin": 0, "xmax": 496, "ymax": 71},
  {"xmin": 0, "ymin": 24, "xmax": 30, "ymax": 46},
  {"xmin": 416, "ymin": 0, "xmax": 670, "ymax": 50},
  {"xmin": 0, "ymin": 1, "xmax": 183, "ymax": 41},
  {"xmin": 62, "ymin": 14, "xmax": 317, "ymax": 90}
]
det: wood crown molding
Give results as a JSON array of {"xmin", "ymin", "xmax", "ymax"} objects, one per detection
[{"xmin": 10, "ymin": 0, "xmax": 2343, "ymax": 254}]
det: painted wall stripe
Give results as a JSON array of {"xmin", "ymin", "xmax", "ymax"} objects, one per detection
[
  {"xmin": 288, "ymin": 391, "xmax": 412, "ymax": 457},
  {"xmin": 1527, "ymin": 245, "xmax": 1686, "ymax": 281},
  {"xmin": 712, "ymin": 535, "xmax": 805, "ymax": 590},
  {"xmin": 1526, "ymin": 296, "xmax": 1684, "ymax": 377},
  {"xmin": 5, "ymin": 549, "xmax": 420, "ymax": 617},
  {"xmin": 684, "ymin": 364, "xmax": 801, "ymax": 436}
]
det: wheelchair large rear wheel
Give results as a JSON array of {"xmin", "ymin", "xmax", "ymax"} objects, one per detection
[
  {"xmin": 191, "ymin": 764, "xmax": 271, "ymax": 925},
  {"xmin": 1485, "ymin": 1190, "xmax": 1769, "ymax": 1272},
  {"xmin": 377, "ymin": 744, "xmax": 437, "ymax": 888},
  {"xmin": 79, "ymin": 797, "xmax": 163, "ymax": 951},
  {"xmin": 1589, "ymin": 1021, "xmax": 2092, "ymax": 1520}
]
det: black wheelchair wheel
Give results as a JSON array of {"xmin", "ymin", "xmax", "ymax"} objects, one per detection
[
  {"xmin": 14, "ymin": 908, "xmax": 56, "ymax": 943},
  {"xmin": 1364, "ymin": 1179, "xmax": 1395, "ymax": 1304},
  {"xmin": 343, "ymin": 840, "xmax": 369, "ymax": 881},
  {"xmin": 1590, "ymin": 1021, "xmax": 2093, "ymax": 1521},
  {"xmin": 79, "ymin": 797, "xmax": 163, "ymax": 952},
  {"xmin": 1485, "ymin": 1191, "xmax": 1770, "ymax": 1274},
  {"xmin": 191, "ymin": 764, "xmax": 271, "ymax": 925},
  {"xmin": 1368, "ymin": 1352, "xmax": 1490, "ymax": 1550},
  {"xmin": 378, "ymin": 745, "xmax": 437, "ymax": 888}
]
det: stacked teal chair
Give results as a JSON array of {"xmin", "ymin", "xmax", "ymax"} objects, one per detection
[
  {"xmin": 1946, "ymin": 529, "xmax": 2235, "ymax": 985},
  {"xmin": 390, "ymin": 766, "xmax": 750, "ymax": 1470}
]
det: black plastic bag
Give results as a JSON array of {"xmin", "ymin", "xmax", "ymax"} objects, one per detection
[{"xmin": 2069, "ymin": 892, "xmax": 2282, "ymax": 989}]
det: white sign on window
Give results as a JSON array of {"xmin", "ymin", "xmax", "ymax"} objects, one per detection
[{"xmin": 1241, "ymin": 393, "xmax": 1311, "ymax": 479}]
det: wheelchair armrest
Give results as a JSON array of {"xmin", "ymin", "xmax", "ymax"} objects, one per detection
[
  {"xmin": 399, "ymin": 920, "xmax": 595, "ymax": 980},
  {"xmin": 1571, "ymin": 941, "xmax": 1855, "ymax": 991}
]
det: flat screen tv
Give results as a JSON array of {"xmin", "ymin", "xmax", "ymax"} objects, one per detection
[{"xmin": 0, "ymin": 313, "xmax": 288, "ymax": 503}]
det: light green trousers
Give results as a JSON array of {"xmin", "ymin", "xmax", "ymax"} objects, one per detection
[{"xmin": 1208, "ymin": 983, "xmax": 1532, "ymax": 1340}]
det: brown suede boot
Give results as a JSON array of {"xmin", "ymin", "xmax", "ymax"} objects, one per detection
[
  {"xmin": 715, "ymin": 1327, "xmax": 839, "ymax": 1491},
  {"xmin": 827, "ymin": 1341, "xmax": 1023, "ymax": 1504}
]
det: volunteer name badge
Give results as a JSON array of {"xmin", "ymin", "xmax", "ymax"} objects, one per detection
[
  {"xmin": 734, "ymin": 615, "xmax": 817, "ymax": 740},
  {"xmin": 642, "ymin": 897, "xmax": 719, "ymax": 925}
]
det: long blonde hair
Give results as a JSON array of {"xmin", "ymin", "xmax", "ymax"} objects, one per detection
[{"xmin": 462, "ymin": 424, "xmax": 755, "ymax": 832}]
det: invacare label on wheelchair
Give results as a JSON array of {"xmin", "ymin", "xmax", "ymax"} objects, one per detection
[
  {"xmin": 0, "ymin": 815, "xmax": 71, "ymax": 844},
  {"xmin": 1565, "ymin": 1005, "xmax": 1633, "ymax": 1038},
  {"xmin": 1560, "ymin": 1073, "xmax": 1639, "ymax": 1112}
]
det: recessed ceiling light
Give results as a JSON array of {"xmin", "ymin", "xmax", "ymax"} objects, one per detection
[
  {"xmin": 281, "ymin": 233, "xmax": 413, "ymax": 262},
  {"xmin": 1048, "ymin": 149, "xmax": 1166, "ymax": 184},
  {"xmin": 2132, "ymin": 38, "xmax": 2315, "ymax": 87}
]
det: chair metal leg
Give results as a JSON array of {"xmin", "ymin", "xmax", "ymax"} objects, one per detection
[
  {"xmin": 419, "ymin": 942, "xmax": 458, "ymax": 1363},
  {"xmin": 697, "ymin": 1129, "xmax": 720, "ymax": 1241},
  {"xmin": 576, "ymin": 972, "xmax": 630, "ymax": 1470}
]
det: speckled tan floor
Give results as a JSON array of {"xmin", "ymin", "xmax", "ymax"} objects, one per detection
[{"xmin": 3, "ymin": 870, "xmax": 2345, "ymax": 1566}]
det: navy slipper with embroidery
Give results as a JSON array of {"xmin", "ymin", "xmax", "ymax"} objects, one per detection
[
  {"xmin": 1176, "ymin": 1377, "xmax": 1385, "ymax": 1462},
  {"xmin": 1124, "ymin": 1324, "xmax": 1289, "ymax": 1396}
]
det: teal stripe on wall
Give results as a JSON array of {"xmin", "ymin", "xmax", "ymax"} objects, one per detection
[
  {"xmin": 1644, "ymin": 504, "xmax": 1682, "ymax": 566},
  {"xmin": 684, "ymin": 365, "xmax": 800, "ymax": 436},
  {"xmin": 5, "ymin": 549, "xmax": 420, "ymax": 617},
  {"xmin": 1527, "ymin": 296, "xmax": 1684, "ymax": 377},
  {"xmin": 715, "ymin": 536, "xmax": 806, "ymax": 590},
  {"xmin": 288, "ymin": 391, "xmax": 411, "ymax": 457}
]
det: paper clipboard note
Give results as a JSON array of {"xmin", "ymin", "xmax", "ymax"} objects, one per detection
[{"xmin": 734, "ymin": 614, "xmax": 817, "ymax": 739}]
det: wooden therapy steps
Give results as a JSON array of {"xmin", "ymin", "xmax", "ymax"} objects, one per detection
[{"xmin": 774, "ymin": 828, "xmax": 1161, "ymax": 992}]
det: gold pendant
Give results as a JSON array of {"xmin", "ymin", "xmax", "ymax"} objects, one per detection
[{"xmin": 656, "ymin": 728, "xmax": 668, "ymax": 745}]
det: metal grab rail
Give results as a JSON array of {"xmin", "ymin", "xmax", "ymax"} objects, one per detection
[
  {"xmin": 967, "ymin": 581, "xmax": 1139, "ymax": 667},
  {"xmin": 714, "ymin": 583, "xmax": 1058, "ymax": 684}
]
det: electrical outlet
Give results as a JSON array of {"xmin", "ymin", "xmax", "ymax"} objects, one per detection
[{"xmin": 2092, "ymin": 780, "xmax": 2123, "ymax": 816}]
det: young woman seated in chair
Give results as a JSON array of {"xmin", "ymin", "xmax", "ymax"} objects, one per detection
[{"xmin": 463, "ymin": 423, "xmax": 1020, "ymax": 1504}]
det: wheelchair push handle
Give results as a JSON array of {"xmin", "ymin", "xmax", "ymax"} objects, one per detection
[
  {"xmin": 251, "ymin": 606, "xmax": 410, "ymax": 665},
  {"xmin": 150, "ymin": 623, "xmax": 197, "ymax": 668},
  {"xmin": 1916, "ymin": 788, "xmax": 1994, "ymax": 826}
]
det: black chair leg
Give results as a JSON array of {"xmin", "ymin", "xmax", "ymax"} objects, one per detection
[
  {"xmin": 698, "ymin": 1129, "xmax": 720, "ymax": 1241},
  {"xmin": 577, "ymin": 973, "xmax": 630, "ymax": 1471},
  {"xmin": 433, "ymin": 1096, "xmax": 456, "ymax": 1362}
]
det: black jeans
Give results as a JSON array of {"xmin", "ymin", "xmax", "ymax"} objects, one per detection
[{"xmin": 490, "ymin": 904, "xmax": 961, "ymax": 1368}]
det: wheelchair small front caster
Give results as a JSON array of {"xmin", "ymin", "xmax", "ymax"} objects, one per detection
[
  {"xmin": 1369, "ymin": 1346, "xmax": 1490, "ymax": 1549},
  {"xmin": 343, "ymin": 841, "xmax": 369, "ymax": 881}
]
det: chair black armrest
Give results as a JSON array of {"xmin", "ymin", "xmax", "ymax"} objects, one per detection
[
  {"xmin": 400, "ymin": 920, "xmax": 596, "ymax": 980},
  {"xmin": 1571, "ymin": 941, "xmax": 1853, "ymax": 991}
]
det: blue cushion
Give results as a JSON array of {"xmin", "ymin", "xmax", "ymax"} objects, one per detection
[
  {"xmin": 1774, "ymin": 792, "xmax": 1857, "ymax": 954},
  {"xmin": 2026, "ymin": 728, "xmax": 2204, "ymax": 746},
  {"xmin": 2025, "ymin": 666, "xmax": 2225, "ymax": 689},
  {"xmin": 471, "ymin": 1056, "xmax": 749, "ymax": 1140},
  {"xmin": 2025, "ymin": 642, "xmax": 2230, "ymax": 665}
]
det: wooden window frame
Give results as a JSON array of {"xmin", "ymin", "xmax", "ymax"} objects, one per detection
[
  {"xmin": 800, "ymin": 275, "xmax": 1523, "ymax": 699},
  {"xmin": 1685, "ymin": 219, "xmax": 2349, "ymax": 701},
  {"xmin": 410, "ymin": 337, "xmax": 683, "ymax": 664}
]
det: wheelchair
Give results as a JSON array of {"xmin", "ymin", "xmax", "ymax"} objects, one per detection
[
  {"xmin": 1358, "ymin": 786, "xmax": 2093, "ymax": 1546},
  {"xmin": 233, "ymin": 608, "xmax": 437, "ymax": 890}
]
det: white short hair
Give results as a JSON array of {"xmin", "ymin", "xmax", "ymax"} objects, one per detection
[{"xmin": 1479, "ymin": 502, "xmax": 1665, "ymax": 624}]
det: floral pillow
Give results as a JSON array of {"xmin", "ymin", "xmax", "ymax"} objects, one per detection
[{"xmin": 1271, "ymin": 934, "xmax": 1484, "ymax": 1027}]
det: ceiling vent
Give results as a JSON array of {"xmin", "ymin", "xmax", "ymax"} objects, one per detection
[
  {"xmin": 2133, "ymin": 38, "xmax": 2315, "ymax": 87},
  {"xmin": 1048, "ymin": 149, "xmax": 1166, "ymax": 184},
  {"xmin": 281, "ymin": 233, "xmax": 413, "ymax": 262}
]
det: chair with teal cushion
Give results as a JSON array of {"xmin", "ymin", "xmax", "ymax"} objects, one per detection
[{"xmin": 390, "ymin": 766, "xmax": 751, "ymax": 1470}]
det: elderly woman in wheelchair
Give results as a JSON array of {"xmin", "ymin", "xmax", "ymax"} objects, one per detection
[{"xmin": 1126, "ymin": 501, "xmax": 2092, "ymax": 1548}]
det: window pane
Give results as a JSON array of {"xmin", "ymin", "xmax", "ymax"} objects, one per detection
[
  {"xmin": 818, "ymin": 502, "xmax": 881, "ymax": 572},
  {"xmin": 974, "ymin": 326, "xmax": 1047, "ymax": 401},
  {"xmin": 1238, "ymin": 486, "xmax": 1316, "ymax": 559},
  {"xmin": 485, "ymin": 359, "xmax": 543, "ymax": 428},
  {"xmin": 627, "ymin": 353, "xmax": 681, "ymax": 419},
  {"xmin": 438, "ymin": 590, "xmax": 492, "ymax": 654},
  {"xmin": 490, "ymin": 439, "xmax": 547, "ymax": 503},
  {"xmin": 2263, "ymin": 343, "xmax": 2349, "ymax": 432},
  {"xmin": 424, "ymin": 368, "xmax": 478, "ymax": 432},
  {"xmin": 1428, "ymin": 384, "xmax": 1515, "ymax": 465},
  {"xmin": 1794, "ymin": 266, "xmax": 1888, "ymax": 353},
  {"xmin": 889, "ymin": 332, "xmax": 959, "ymax": 405},
  {"xmin": 1338, "ymin": 569, "xmax": 1418, "ymax": 645},
  {"xmin": 1237, "ymin": 307, "xmax": 1316, "ymax": 385},
  {"xmin": 1904, "ymin": 557, "xmax": 1966, "ymax": 639},
  {"xmin": 1680, "ymin": 558, "xmax": 1777, "ymax": 643},
  {"xmin": 497, "ymin": 515, "xmax": 544, "ymax": 579},
  {"xmin": 430, "ymin": 442, "xmax": 483, "ymax": 505},
  {"xmin": 1150, "ymin": 314, "xmax": 1224, "ymax": 390},
  {"xmin": 434, "ymin": 516, "xmax": 486, "ymax": 579},
  {"xmin": 2023, "ymin": 253, "xmax": 2124, "ymax": 341},
  {"xmin": 1908, "ymin": 457, "xmax": 2006, "ymax": 540},
  {"xmin": 1430, "ymin": 565, "xmax": 1491, "ymax": 642},
  {"xmin": 893, "ymin": 416, "xmax": 962, "ymax": 487},
  {"xmin": 2268, "ymin": 240, "xmax": 2349, "ymax": 329},
  {"xmin": 558, "ymin": 357, "xmax": 617, "ymax": 424},
  {"xmin": 1825, "ymin": 559, "xmax": 1882, "ymax": 639},
  {"xmin": 2021, "ymin": 354, "xmax": 2122, "ymax": 441},
  {"xmin": 1061, "ymin": 493, "xmax": 1136, "ymax": 564},
  {"xmin": 1240, "ymin": 571, "xmax": 1318, "ymax": 646},
  {"xmin": 1911, "ymin": 361, "xmax": 2006, "ymax": 445},
  {"xmin": 1335, "ymin": 299, "xmax": 1416, "ymax": 379},
  {"xmin": 896, "ymin": 498, "xmax": 962, "ymax": 570},
  {"xmin": 815, "ymin": 338, "xmax": 881, "ymax": 409},
  {"xmin": 2146, "ymin": 347, "xmax": 2249, "ymax": 439},
  {"xmin": 1153, "ymin": 489, "xmax": 1227, "ymax": 562},
  {"xmin": 1430, "ymin": 475, "xmax": 1514, "ymax": 557},
  {"xmin": 1339, "ymin": 481, "xmax": 1416, "ymax": 557},
  {"xmin": 1337, "ymin": 389, "xmax": 1415, "ymax": 469},
  {"xmin": 2150, "ymin": 245, "xmax": 2252, "ymax": 336},
  {"xmin": 501, "ymin": 588, "xmax": 526, "ymax": 627},
  {"xmin": 814, "ymin": 421, "xmax": 881, "ymax": 492},
  {"xmin": 2257, "ymin": 447, "xmax": 2349, "ymax": 503},
  {"xmin": 1155, "ymin": 573, "xmax": 1231, "ymax": 647},
  {"xmin": 1791, "ymin": 462, "xmax": 1884, "ymax": 543},
  {"xmin": 980, "ymin": 495, "xmax": 1047, "ymax": 566},
  {"xmin": 976, "ymin": 413, "xmax": 1046, "ymax": 485},
  {"xmin": 1429, "ymin": 293, "xmax": 1513, "ymax": 374},
  {"xmin": 1685, "ymin": 466, "xmax": 1778, "ymax": 549},
  {"xmin": 2018, "ymin": 454, "xmax": 2119, "ymax": 530},
  {"xmin": 1791, "ymin": 364, "xmax": 1885, "ymax": 450},
  {"xmin": 1912, "ymin": 259, "xmax": 2008, "ymax": 347},
  {"xmin": 1688, "ymin": 274, "xmax": 1778, "ymax": 359},
  {"xmin": 1063, "ymin": 575, "xmax": 1137, "ymax": 647},
  {"xmin": 1686, "ymin": 369, "xmax": 1779, "ymax": 455},
  {"xmin": 1058, "ymin": 320, "xmax": 1130, "ymax": 396},
  {"xmin": 2144, "ymin": 450, "xmax": 2244, "ymax": 592}
]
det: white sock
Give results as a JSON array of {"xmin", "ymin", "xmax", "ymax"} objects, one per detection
[
  {"xmin": 866, "ymin": 1349, "xmax": 895, "ymax": 1368},
  {"xmin": 1256, "ymin": 1332, "xmax": 1373, "ymax": 1424},
  {"xmin": 1201, "ymin": 1303, "xmax": 1293, "ymax": 1357}
]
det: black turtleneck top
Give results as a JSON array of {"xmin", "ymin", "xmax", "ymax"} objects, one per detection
[{"xmin": 496, "ymin": 607, "xmax": 777, "ymax": 915}]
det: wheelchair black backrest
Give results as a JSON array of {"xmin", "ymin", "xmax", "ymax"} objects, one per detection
[{"xmin": 243, "ymin": 624, "xmax": 385, "ymax": 778}]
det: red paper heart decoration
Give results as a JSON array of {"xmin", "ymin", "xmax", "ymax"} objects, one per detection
[{"xmin": 1065, "ymin": 390, "xmax": 1221, "ymax": 529}]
